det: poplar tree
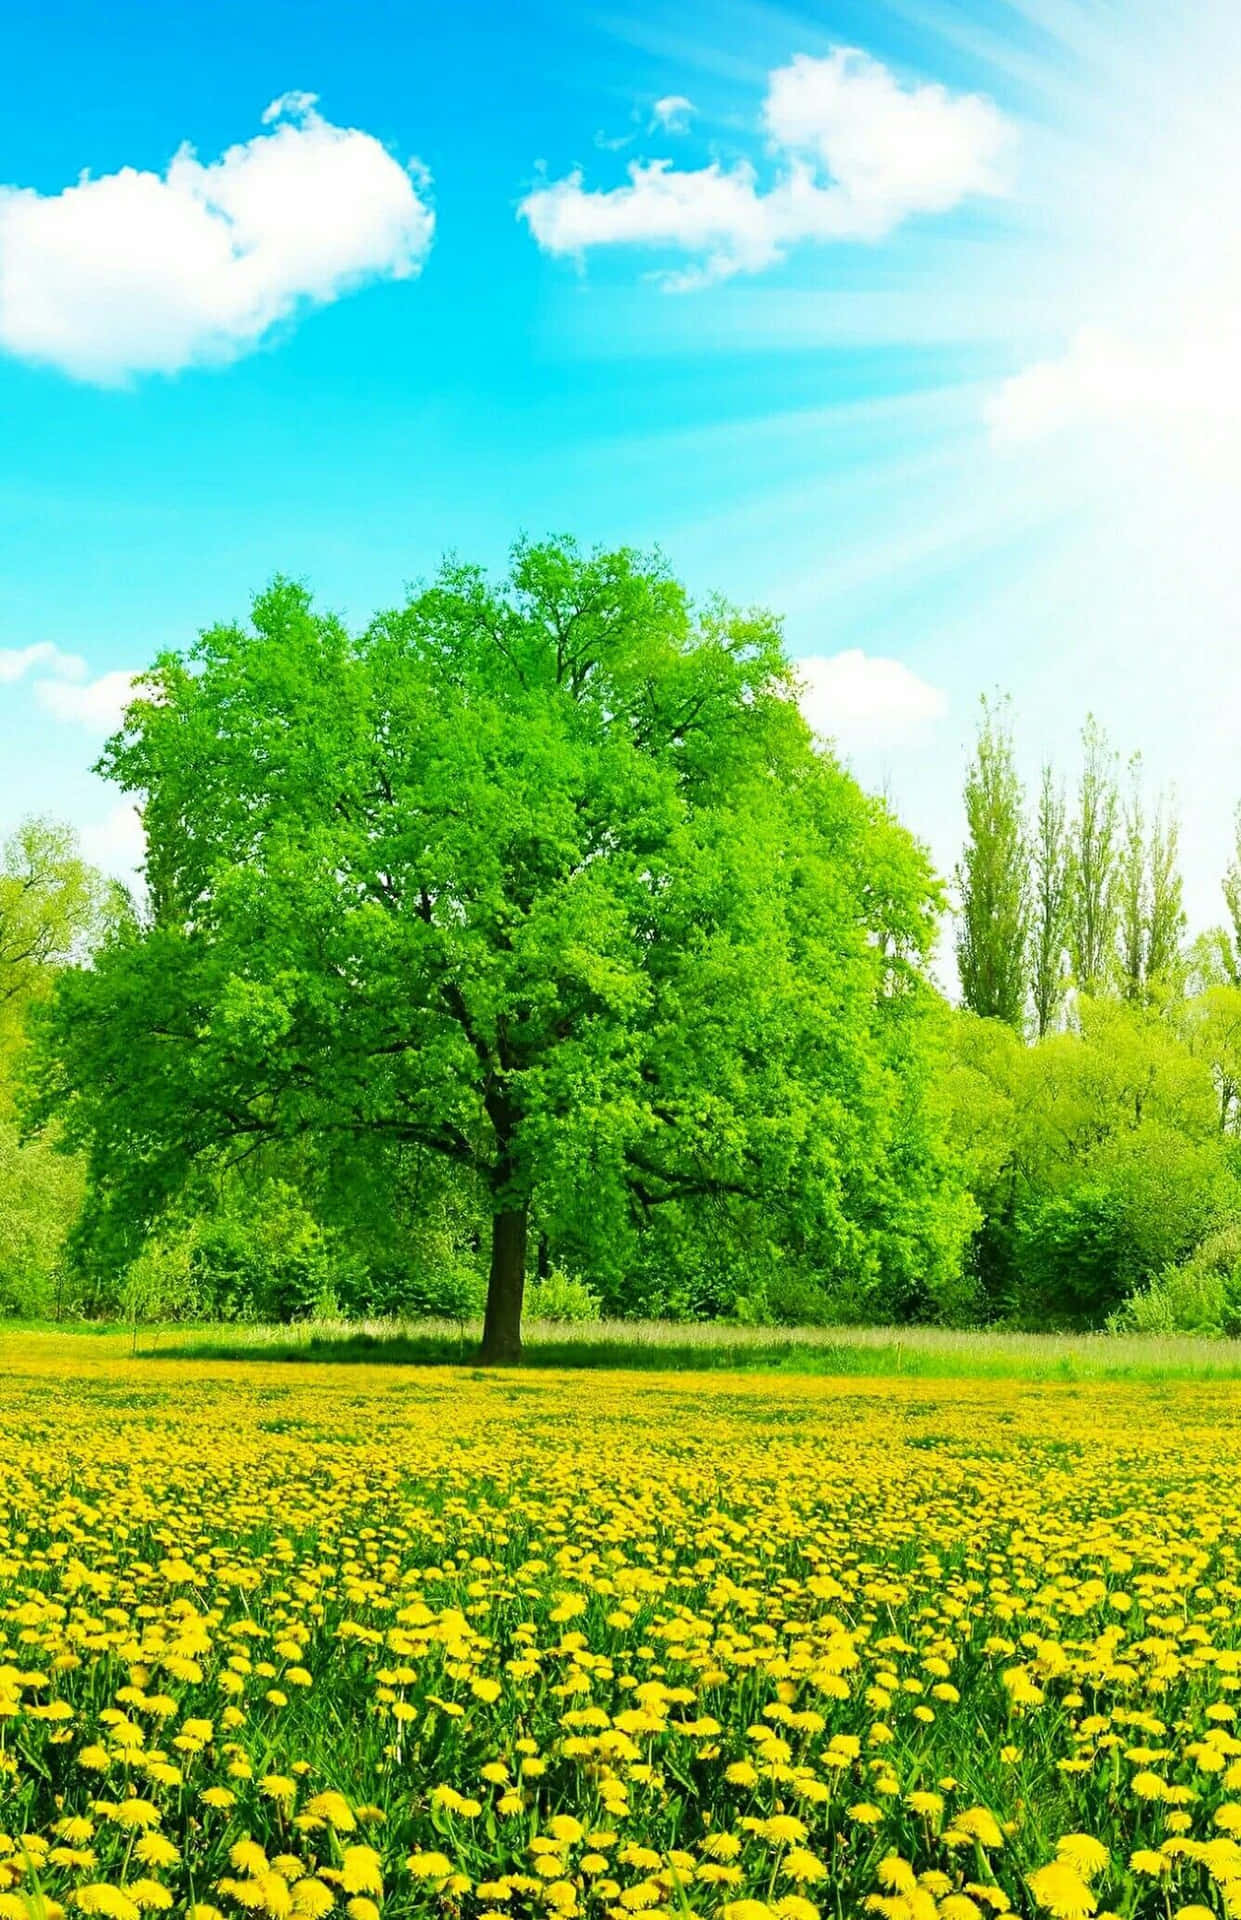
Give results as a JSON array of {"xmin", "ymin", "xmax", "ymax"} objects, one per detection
[
  {"xmin": 1069, "ymin": 718, "xmax": 1121, "ymax": 993},
  {"xmin": 956, "ymin": 696, "xmax": 1029, "ymax": 1028},
  {"xmin": 1029, "ymin": 763, "xmax": 1071, "ymax": 1036},
  {"xmin": 1146, "ymin": 792, "xmax": 1186, "ymax": 987},
  {"xmin": 1117, "ymin": 757, "xmax": 1148, "ymax": 999}
]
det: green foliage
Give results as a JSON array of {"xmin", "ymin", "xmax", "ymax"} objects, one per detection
[
  {"xmin": 113, "ymin": 1185, "xmax": 356, "ymax": 1324},
  {"xmin": 0, "ymin": 818, "xmax": 119, "ymax": 1316},
  {"xmin": 0, "ymin": 1121, "xmax": 85, "ymax": 1316},
  {"xmin": 523, "ymin": 1268, "xmax": 600, "ymax": 1322},
  {"xmin": 0, "ymin": 818, "xmax": 120, "ymax": 1042},
  {"xmin": 33, "ymin": 540, "xmax": 970, "ymax": 1356},
  {"xmin": 1068, "ymin": 718, "xmax": 1121, "ymax": 991},
  {"xmin": 1179, "ymin": 982, "xmax": 1241, "ymax": 1131},
  {"xmin": 1029, "ymin": 762, "xmax": 1071, "ymax": 1037},
  {"xmin": 1012, "ymin": 1184, "xmax": 1129, "ymax": 1323},
  {"xmin": 1116, "ymin": 1224, "xmax": 1241, "ymax": 1337},
  {"xmin": 1116, "ymin": 759, "xmax": 1187, "ymax": 1000},
  {"xmin": 10, "ymin": 577, "xmax": 1232, "ymax": 1342},
  {"xmin": 942, "ymin": 996, "xmax": 1241, "ymax": 1327},
  {"xmin": 1146, "ymin": 793, "xmax": 1187, "ymax": 988},
  {"xmin": 114, "ymin": 1175, "xmax": 490, "ymax": 1327},
  {"xmin": 955, "ymin": 696, "xmax": 1029, "ymax": 1028}
]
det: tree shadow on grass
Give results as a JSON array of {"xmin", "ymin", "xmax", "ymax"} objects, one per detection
[{"xmin": 147, "ymin": 1330, "xmax": 869, "ymax": 1374}]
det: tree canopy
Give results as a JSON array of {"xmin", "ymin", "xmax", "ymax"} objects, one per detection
[{"xmin": 36, "ymin": 539, "xmax": 970, "ymax": 1357}]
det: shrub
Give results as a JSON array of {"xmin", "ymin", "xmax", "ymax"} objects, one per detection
[
  {"xmin": 524, "ymin": 1268, "xmax": 600, "ymax": 1323},
  {"xmin": 1115, "ymin": 1223, "xmax": 1241, "ymax": 1337}
]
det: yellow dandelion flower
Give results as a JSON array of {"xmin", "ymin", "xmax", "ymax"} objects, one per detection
[
  {"xmin": 1055, "ymin": 1838, "xmax": 1109, "ymax": 1883},
  {"xmin": 134, "ymin": 1839, "xmax": 179, "ymax": 1871},
  {"xmin": 955, "ymin": 1810, "xmax": 1005, "ymax": 1851},
  {"xmin": 1129, "ymin": 1853, "xmax": 1168, "ymax": 1877},
  {"xmin": 289, "ymin": 1884, "xmax": 333, "ymax": 1919},
  {"xmin": 108, "ymin": 1805, "xmax": 161, "ymax": 1833},
  {"xmin": 774, "ymin": 1899, "xmax": 819, "ymax": 1920},
  {"xmin": 1027, "ymin": 1864, "xmax": 1097, "ymax": 1920},
  {"xmin": 124, "ymin": 1880, "xmax": 173, "ymax": 1911},
  {"xmin": 339, "ymin": 1853, "xmax": 382, "ymax": 1900},
  {"xmin": 302, "ymin": 1797, "xmax": 355, "ymax": 1835},
  {"xmin": 74, "ymin": 1891, "xmax": 140, "ymax": 1920},
  {"xmin": 405, "ymin": 1855, "xmax": 451, "ymax": 1882}
]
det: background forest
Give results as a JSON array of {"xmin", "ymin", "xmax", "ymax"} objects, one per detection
[{"xmin": 5, "ymin": 541, "xmax": 1241, "ymax": 1341}]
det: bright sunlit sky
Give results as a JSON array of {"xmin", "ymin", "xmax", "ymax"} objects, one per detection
[{"xmin": 2, "ymin": 0, "xmax": 1240, "ymax": 951}]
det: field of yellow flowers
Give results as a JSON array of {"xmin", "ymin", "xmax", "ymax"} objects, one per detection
[{"xmin": 2, "ymin": 1333, "xmax": 1241, "ymax": 1920}]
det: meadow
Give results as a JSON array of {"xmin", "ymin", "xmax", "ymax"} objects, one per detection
[{"xmin": 2, "ymin": 1331, "xmax": 1241, "ymax": 1920}]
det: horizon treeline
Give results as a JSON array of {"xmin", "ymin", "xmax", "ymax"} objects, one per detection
[{"xmin": 5, "ymin": 545, "xmax": 1241, "ymax": 1344}]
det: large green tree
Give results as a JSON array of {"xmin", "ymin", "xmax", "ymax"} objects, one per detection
[
  {"xmin": 955, "ymin": 696, "xmax": 1029, "ymax": 1028},
  {"xmin": 36, "ymin": 540, "xmax": 968, "ymax": 1359}
]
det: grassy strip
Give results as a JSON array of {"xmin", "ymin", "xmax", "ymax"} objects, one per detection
[{"xmin": 136, "ymin": 1316, "xmax": 1241, "ymax": 1381}]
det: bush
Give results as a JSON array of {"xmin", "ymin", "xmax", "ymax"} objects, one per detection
[
  {"xmin": 389, "ymin": 1260, "xmax": 485, "ymax": 1322},
  {"xmin": 733, "ymin": 1270, "xmax": 838, "ymax": 1327},
  {"xmin": 1012, "ymin": 1186, "xmax": 1130, "ymax": 1326},
  {"xmin": 524, "ymin": 1268, "xmax": 600, "ymax": 1323},
  {"xmin": 1115, "ymin": 1223, "xmax": 1241, "ymax": 1336}
]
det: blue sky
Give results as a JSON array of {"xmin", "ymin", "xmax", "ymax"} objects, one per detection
[{"xmin": 2, "ymin": 0, "xmax": 1239, "ymax": 949}]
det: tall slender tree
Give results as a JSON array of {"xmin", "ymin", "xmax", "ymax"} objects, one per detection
[
  {"xmin": 1117, "ymin": 756, "xmax": 1148, "ymax": 999},
  {"xmin": 1068, "ymin": 717, "xmax": 1121, "ymax": 993},
  {"xmin": 956, "ymin": 696, "xmax": 1029, "ymax": 1029},
  {"xmin": 1146, "ymin": 790, "xmax": 1186, "ymax": 987},
  {"xmin": 1029, "ymin": 762, "xmax": 1071, "ymax": 1037}
]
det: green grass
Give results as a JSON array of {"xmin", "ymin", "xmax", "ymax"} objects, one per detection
[{"xmin": 133, "ymin": 1313, "xmax": 1241, "ymax": 1381}]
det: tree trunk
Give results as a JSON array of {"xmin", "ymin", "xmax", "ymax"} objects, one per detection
[{"xmin": 480, "ymin": 1203, "xmax": 528, "ymax": 1364}]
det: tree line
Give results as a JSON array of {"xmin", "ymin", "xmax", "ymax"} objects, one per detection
[
  {"xmin": 950, "ymin": 698, "xmax": 1241, "ymax": 1332},
  {"xmin": 956, "ymin": 700, "xmax": 1193, "ymax": 1029},
  {"xmin": 5, "ymin": 541, "xmax": 1241, "ymax": 1350}
]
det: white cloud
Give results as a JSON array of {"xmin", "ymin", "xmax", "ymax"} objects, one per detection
[
  {"xmin": 35, "ymin": 668, "xmax": 142, "ymax": 730},
  {"xmin": 986, "ymin": 326, "xmax": 1241, "ymax": 446},
  {"xmin": 763, "ymin": 51, "xmax": 1007, "ymax": 222},
  {"xmin": 796, "ymin": 649, "xmax": 948, "ymax": 754},
  {"xmin": 79, "ymin": 803, "xmax": 146, "ymax": 879},
  {"xmin": 651, "ymin": 95, "xmax": 695, "ymax": 133},
  {"xmin": 520, "ymin": 48, "xmax": 1011, "ymax": 286},
  {"xmin": 0, "ymin": 93, "xmax": 435, "ymax": 383},
  {"xmin": 0, "ymin": 641, "xmax": 86, "ymax": 683}
]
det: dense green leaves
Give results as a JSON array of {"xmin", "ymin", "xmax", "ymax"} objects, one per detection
[
  {"xmin": 21, "ymin": 546, "xmax": 1241, "ymax": 1341},
  {"xmin": 36, "ymin": 540, "xmax": 969, "ymax": 1352},
  {"xmin": 941, "ymin": 996, "xmax": 1241, "ymax": 1325},
  {"xmin": 0, "ymin": 819, "xmax": 118, "ymax": 1315}
]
